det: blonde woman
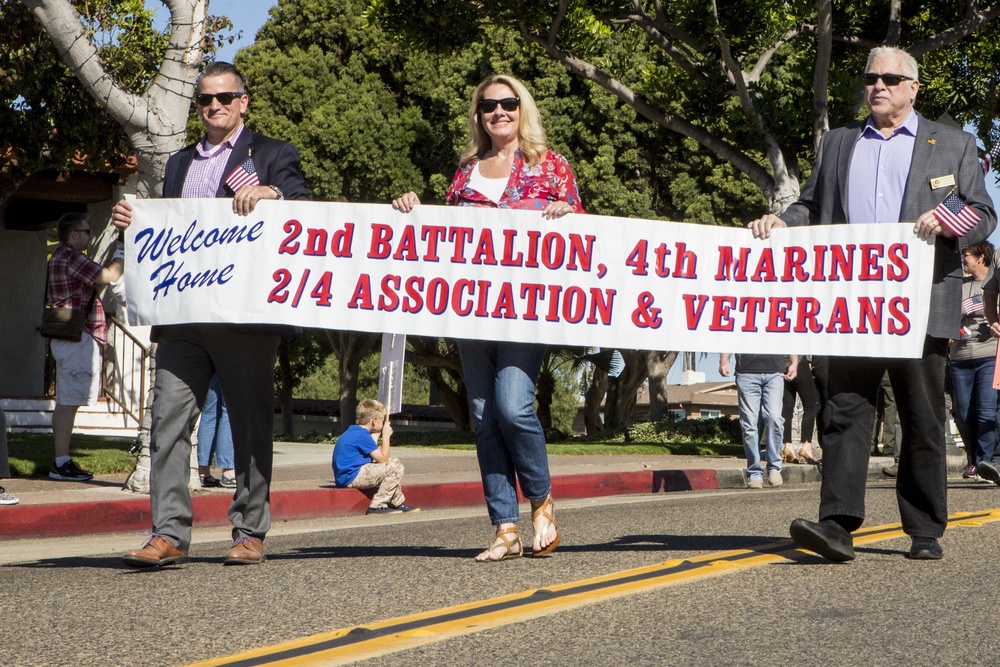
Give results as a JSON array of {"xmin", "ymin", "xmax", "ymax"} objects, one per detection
[{"xmin": 393, "ymin": 74, "xmax": 583, "ymax": 560}]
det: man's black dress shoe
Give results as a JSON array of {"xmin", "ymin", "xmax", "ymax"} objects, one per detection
[
  {"xmin": 906, "ymin": 537, "xmax": 943, "ymax": 560},
  {"xmin": 789, "ymin": 518, "xmax": 855, "ymax": 562}
]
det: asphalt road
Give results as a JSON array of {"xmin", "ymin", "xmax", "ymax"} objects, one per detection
[{"xmin": 2, "ymin": 477, "xmax": 999, "ymax": 667}]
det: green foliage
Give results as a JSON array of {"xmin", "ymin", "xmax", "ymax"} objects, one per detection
[
  {"xmin": 275, "ymin": 330, "xmax": 333, "ymax": 397},
  {"xmin": 372, "ymin": 0, "xmax": 1000, "ymax": 218},
  {"xmin": 0, "ymin": 0, "xmax": 158, "ymax": 180},
  {"xmin": 578, "ymin": 417, "xmax": 743, "ymax": 448},
  {"xmin": 1, "ymin": 1, "xmax": 236, "ymax": 201},
  {"xmin": 241, "ymin": 0, "xmax": 759, "ymax": 223},
  {"xmin": 295, "ymin": 345, "xmax": 430, "ymax": 406}
]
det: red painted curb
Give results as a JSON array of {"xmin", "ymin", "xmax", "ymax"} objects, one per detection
[{"xmin": 0, "ymin": 470, "xmax": 720, "ymax": 540}]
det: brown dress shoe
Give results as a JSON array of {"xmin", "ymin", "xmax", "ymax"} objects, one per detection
[
  {"xmin": 224, "ymin": 536, "xmax": 265, "ymax": 565},
  {"xmin": 123, "ymin": 535, "xmax": 188, "ymax": 568}
]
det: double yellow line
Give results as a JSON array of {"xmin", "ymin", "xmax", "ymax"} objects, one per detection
[{"xmin": 185, "ymin": 509, "xmax": 1000, "ymax": 667}]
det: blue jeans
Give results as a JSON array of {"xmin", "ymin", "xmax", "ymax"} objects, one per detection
[
  {"xmin": 197, "ymin": 375, "xmax": 234, "ymax": 469},
  {"xmin": 736, "ymin": 372, "xmax": 785, "ymax": 479},
  {"xmin": 950, "ymin": 356, "xmax": 999, "ymax": 466},
  {"xmin": 458, "ymin": 340, "xmax": 550, "ymax": 525}
]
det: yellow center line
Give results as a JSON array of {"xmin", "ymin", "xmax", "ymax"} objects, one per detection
[{"xmin": 182, "ymin": 509, "xmax": 1000, "ymax": 667}]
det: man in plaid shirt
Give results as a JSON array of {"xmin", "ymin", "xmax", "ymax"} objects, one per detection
[{"xmin": 47, "ymin": 212, "xmax": 124, "ymax": 481}]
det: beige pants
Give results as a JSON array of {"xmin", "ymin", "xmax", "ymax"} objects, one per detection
[{"xmin": 347, "ymin": 457, "xmax": 405, "ymax": 508}]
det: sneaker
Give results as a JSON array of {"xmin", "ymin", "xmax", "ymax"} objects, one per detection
[
  {"xmin": 366, "ymin": 506, "xmax": 400, "ymax": 515},
  {"xmin": 976, "ymin": 461, "xmax": 1000, "ymax": 486},
  {"xmin": 747, "ymin": 477, "xmax": 764, "ymax": 489},
  {"xmin": 48, "ymin": 459, "xmax": 94, "ymax": 481},
  {"xmin": 0, "ymin": 486, "xmax": 19, "ymax": 506},
  {"xmin": 389, "ymin": 503, "xmax": 421, "ymax": 513},
  {"xmin": 768, "ymin": 470, "xmax": 783, "ymax": 487},
  {"xmin": 962, "ymin": 464, "xmax": 978, "ymax": 479}
]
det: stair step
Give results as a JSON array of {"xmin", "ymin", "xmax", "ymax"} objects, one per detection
[{"xmin": 3, "ymin": 397, "xmax": 139, "ymax": 436}]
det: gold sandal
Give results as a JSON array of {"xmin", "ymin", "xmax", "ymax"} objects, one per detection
[
  {"xmin": 531, "ymin": 495, "xmax": 561, "ymax": 557},
  {"xmin": 780, "ymin": 444, "xmax": 798, "ymax": 464},
  {"xmin": 475, "ymin": 525, "xmax": 522, "ymax": 562},
  {"xmin": 797, "ymin": 443, "xmax": 818, "ymax": 464}
]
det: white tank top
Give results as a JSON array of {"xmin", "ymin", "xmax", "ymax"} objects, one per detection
[{"xmin": 468, "ymin": 162, "xmax": 509, "ymax": 204}]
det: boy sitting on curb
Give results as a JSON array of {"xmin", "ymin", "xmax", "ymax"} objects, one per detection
[{"xmin": 332, "ymin": 399, "xmax": 419, "ymax": 515}]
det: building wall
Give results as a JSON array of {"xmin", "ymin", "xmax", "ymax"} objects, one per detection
[{"xmin": 0, "ymin": 228, "xmax": 48, "ymax": 396}]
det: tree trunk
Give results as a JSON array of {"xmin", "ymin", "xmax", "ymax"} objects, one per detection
[
  {"xmin": 326, "ymin": 330, "xmax": 380, "ymax": 433},
  {"xmin": 428, "ymin": 366, "xmax": 471, "ymax": 431},
  {"xmin": 403, "ymin": 337, "xmax": 470, "ymax": 431},
  {"xmin": 646, "ymin": 350, "xmax": 678, "ymax": 422},
  {"xmin": 604, "ymin": 350, "xmax": 650, "ymax": 430},
  {"xmin": 535, "ymin": 365, "xmax": 555, "ymax": 430},
  {"xmin": 123, "ymin": 343, "xmax": 156, "ymax": 494},
  {"xmin": 584, "ymin": 365, "xmax": 608, "ymax": 435}
]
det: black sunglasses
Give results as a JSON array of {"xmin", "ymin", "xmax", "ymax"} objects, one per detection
[
  {"xmin": 862, "ymin": 73, "xmax": 913, "ymax": 87},
  {"xmin": 478, "ymin": 97, "xmax": 520, "ymax": 113},
  {"xmin": 195, "ymin": 91, "xmax": 245, "ymax": 106}
]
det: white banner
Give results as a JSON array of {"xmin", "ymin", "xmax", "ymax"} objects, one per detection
[{"xmin": 125, "ymin": 199, "xmax": 935, "ymax": 358}]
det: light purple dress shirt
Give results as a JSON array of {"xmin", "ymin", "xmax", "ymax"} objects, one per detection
[
  {"xmin": 180, "ymin": 123, "xmax": 246, "ymax": 199},
  {"xmin": 846, "ymin": 109, "xmax": 918, "ymax": 224}
]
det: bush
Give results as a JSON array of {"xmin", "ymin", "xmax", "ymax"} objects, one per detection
[{"xmin": 576, "ymin": 417, "xmax": 743, "ymax": 446}]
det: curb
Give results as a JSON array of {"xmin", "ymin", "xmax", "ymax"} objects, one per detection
[
  {"xmin": 0, "ymin": 469, "xmax": 739, "ymax": 540},
  {"xmin": 0, "ymin": 460, "xmax": 942, "ymax": 541}
]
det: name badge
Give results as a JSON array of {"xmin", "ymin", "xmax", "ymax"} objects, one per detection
[{"xmin": 930, "ymin": 174, "xmax": 957, "ymax": 189}]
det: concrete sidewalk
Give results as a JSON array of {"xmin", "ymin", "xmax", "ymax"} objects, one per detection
[{"xmin": 0, "ymin": 442, "xmax": 941, "ymax": 540}]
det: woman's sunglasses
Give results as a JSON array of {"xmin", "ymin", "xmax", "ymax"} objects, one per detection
[{"xmin": 478, "ymin": 97, "xmax": 520, "ymax": 113}]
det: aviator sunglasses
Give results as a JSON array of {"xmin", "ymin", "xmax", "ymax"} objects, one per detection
[
  {"xmin": 195, "ymin": 91, "xmax": 245, "ymax": 106},
  {"xmin": 862, "ymin": 73, "xmax": 913, "ymax": 87},
  {"xmin": 478, "ymin": 97, "xmax": 520, "ymax": 113}
]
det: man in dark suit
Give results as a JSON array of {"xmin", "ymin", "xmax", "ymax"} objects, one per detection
[
  {"xmin": 750, "ymin": 47, "xmax": 996, "ymax": 561},
  {"xmin": 112, "ymin": 62, "xmax": 308, "ymax": 567}
]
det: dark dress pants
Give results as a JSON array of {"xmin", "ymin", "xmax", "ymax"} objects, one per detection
[
  {"xmin": 819, "ymin": 336, "xmax": 948, "ymax": 538},
  {"xmin": 149, "ymin": 324, "xmax": 279, "ymax": 552}
]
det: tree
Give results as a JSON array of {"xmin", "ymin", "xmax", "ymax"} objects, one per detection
[
  {"xmin": 372, "ymin": 0, "xmax": 1000, "ymax": 212},
  {"xmin": 275, "ymin": 331, "xmax": 331, "ymax": 435},
  {"xmin": 21, "ymin": 0, "xmax": 213, "ymax": 202},
  {"xmin": 0, "ymin": 0, "xmax": 156, "ymax": 224},
  {"xmin": 22, "ymin": 0, "xmax": 222, "ymax": 493}
]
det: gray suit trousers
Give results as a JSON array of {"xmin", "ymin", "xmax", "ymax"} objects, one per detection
[{"xmin": 149, "ymin": 324, "xmax": 279, "ymax": 552}]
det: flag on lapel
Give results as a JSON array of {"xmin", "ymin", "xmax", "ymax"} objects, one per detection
[
  {"xmin": 933, "ymin": 190, "xmax": 981, "ymax": 237},
  {"xmin": 225, "ymin": 156, "xmax": 260, "ymax": 192}
]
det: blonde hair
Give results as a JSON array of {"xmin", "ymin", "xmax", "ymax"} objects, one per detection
[
  {"xmin": 459, "ymin": 74, "xmax": 549, "ymax": 168},
  {"xmin": 355, "ymin": 399, "xmax": 386, "ymax": 425}
]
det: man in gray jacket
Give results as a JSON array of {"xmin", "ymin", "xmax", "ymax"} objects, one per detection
[{"xmin": 749, "ymin": 46, "xmax": 996, "ymax": 561}]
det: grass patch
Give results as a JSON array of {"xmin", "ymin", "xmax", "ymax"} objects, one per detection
[
  {"xmin": 279, "ymin": 417, "xmax": 744, "ymax": 458},
  {"xmin": 6, "ymin": 433, "xmax": 137, "ymax": 478}
]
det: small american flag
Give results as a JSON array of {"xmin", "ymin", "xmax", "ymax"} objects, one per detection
[
  {"xmin": 933, "ymin": 190, "xmax": 981, "ymax": 237},
  {"xmin": 962, "ymin": 293, "xmax": 983, "ymax": 316},
  {"xmin": 225, "ymin": 156, "xmax": 260, "ymax": 192},
  {"xmin": 981, "ymin": 143, "xmax": 1000, "ymax": 175}
]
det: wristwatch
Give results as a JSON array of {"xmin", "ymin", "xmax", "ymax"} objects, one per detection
[{"xmin": 269, "ymin": 185, "xmax": 284, "ymax": 200}]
